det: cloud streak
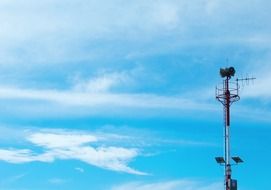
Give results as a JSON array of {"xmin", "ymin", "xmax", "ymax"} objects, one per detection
[
  {"xmin": 0, "ymin": 131, "xmax": 146, "ymax": 175},
  {"xmin": 0, "ymin": 87, "xmax": 219, "ymax": 117},
  {"xmin": 111, "ymin": 180, "xmax": 222, "ymax": 190},
  {"xmin": 0, "ymin": 126, "xmax": 218, "ymax": 176},
  {"xmin": 1, "ymin": 0, "xmax": 269, "ymax": 67}
]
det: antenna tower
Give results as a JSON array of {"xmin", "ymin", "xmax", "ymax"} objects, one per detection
[{"xmin": 215, "ymin": 67, "xmax": 255, "ymax": 190}]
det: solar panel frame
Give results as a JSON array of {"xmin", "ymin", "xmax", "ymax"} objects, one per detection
[
  {"xmin": 215, "ymin": 157, "xmax": 225, "ymax": 164},
  {"xmin": 232, "ymin": 156, "xmax": 244, "ymax": 163}
]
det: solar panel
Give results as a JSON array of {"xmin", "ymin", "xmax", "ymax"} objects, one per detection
[
  {"xmin": 215, "ymin": 157, "xmax": 225, "ymax": 164},
  {"xmin": 232, "ymin": 157, "xmax": 244, "ymax": 163}
]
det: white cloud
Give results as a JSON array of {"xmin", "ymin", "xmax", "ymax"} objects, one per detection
[
  {"xmin": 0, "ymin": 131, "xmax": 146, "ymax": 175},
  {"xmin": 0, "ymin": 0, "xmax": 269, "ymax": 122},
  {"xmin": 241, "ymin": 75, "xmax": 271, "ymax": 99},
  {"xmin": 0, "ymin": 149, "xmax": 37, "ymax": 163},
  {"xmin": 0, "ymin": 173, "xmax": 27, "ymax": 185},
  {"xmin": 72, "ymin": 72, "xmax": 130, "ymax": 93},
  {"xmin": 0, "ymin": 85, "xmax": 217, "ymax": 118},
  {"xmin": 1, "ymin": 0, "xmax": 269, "ymax": 66},
  {"xmin": 48, "ymin": 178, "xmax": 66, "ymax": 185},
  {"xmin": 111, "ymin": 180, "xmax": 222, "ymax": 190},
  {"xmin": 0, "ymin": 0, "xmax": 182, "ymax": 41},
  {"xmin": 0, "ymin": 127, "xmax": 217, "ymax": 175},
  {"xmin": 234, "ymin": 57, "xmax": 271, "ymax": 100},
  {"xmin": 75, "ymin": 167, "xmax": 84, "ymax": 173},
  {"xmin": 28, "ymin": 132, "xmax": 97, "ymax": 148}
]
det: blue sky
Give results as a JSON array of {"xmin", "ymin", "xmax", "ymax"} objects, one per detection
[{"xmin": 0, "ymin": 0, "xmax": 271, "ymax": 189}]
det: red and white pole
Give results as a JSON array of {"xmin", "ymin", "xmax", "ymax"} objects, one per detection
[{"xmin": 224, "ymin": 77, "xmax": 232, "ymax": 190}]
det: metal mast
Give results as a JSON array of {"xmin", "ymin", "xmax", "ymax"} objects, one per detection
[
  {"xmin": 216, "ymin": 67, "xmax": 239, "ymax": 190},
  {"xmin": 215, "ymin": 67, "xmax": 254, "ymax": 190}
]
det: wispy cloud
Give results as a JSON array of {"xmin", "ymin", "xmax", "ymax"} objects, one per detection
[
  {"xmin": 0, "ymin": 0, "xmax": 269, "ymax": 121},
  {"xmin": 0, "ymin": 86, "xmax": 206, "ymax": 108},
  {"xmin": 0, "ymin": 173, "xmax": 27, "ymax": 185},
  {"xmin": 0, "ymin": 130, "xmax": 146, "ymax": 175},
  {"xmin": 233, "ymin": 56, "xmax": 271, "ymax": 100},
  {"xmin": 48, "ymin": 178, "xmax": 67, "ymax": 185},
  {"xmin": 75, "ymin": 167, "xmax": 84, "ymax": 173},
  {"xmin": 111, "ymin": 180, "xmax": 222, "ymax": 190},
  {"xmin": 242, "ymin": 74, "xmax": 271, "ymax": 99},
  {"xmin": 0, "ymin": 85, "xmax": 217, "ymax": 118},
  {"xmin": 28, "ymin": 132, "xmax": 97, "ymax": 148},
  {"xmin": 0, "ymin": 126, "xmax": 218, "ymax": 175},
  {"xmin": 72, "ymin": 71, "xmax": 131, "ymax": 93},
  {"xmin": 1, "ymin": 0, "xmax": 269, "ymax": 68}
]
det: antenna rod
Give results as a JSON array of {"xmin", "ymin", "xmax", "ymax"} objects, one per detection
[{"xmin": 236, "ymin": 77, "xmax": 256, "ymax": 82}]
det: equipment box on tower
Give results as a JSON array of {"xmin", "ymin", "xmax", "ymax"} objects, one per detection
[{"xmin": 230, "ymin": 179, "xmax": 237, "ymax": 190}]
